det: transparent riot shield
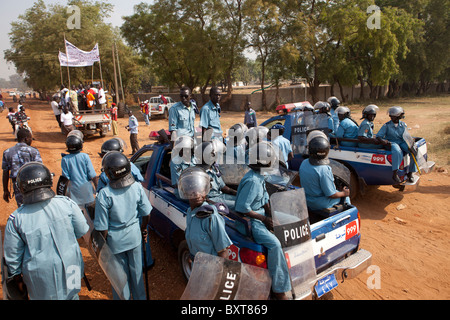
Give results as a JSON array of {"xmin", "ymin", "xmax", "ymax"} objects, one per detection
[
  {"xmin": 218, "ymin": 163, "xmax": 250, "ymax": 187},
  {"xmin": 270, "ymin": 188, "xmax": 316, "ymax": 298},
  {"xmin": 180, "ymin": 252, "xmax": 272, "ymax": 300},
  {"xmin": 264, "ymin": 162, "xmax": 299, "ymax": 196},
  {"xmin": 402, "ymin": 129, "xmax": 433, "ymax": 174},
  {"xmin": 313, "ymin": 113, "xmax": 332, "ymax": 138},
  {"xmin": 67, "ymin": 181, "xmax": 95, "ymax": 206},
  {"xmin": 329, "ymin": 160, "xmax": 351, "ymax": 189},
  {"xmin": 81, "ymin": 207, "xmax": 128, "ymax": 300},
  {"xmin": 291, "ymin": 111, "xmax": 315, "ymax": 155}
]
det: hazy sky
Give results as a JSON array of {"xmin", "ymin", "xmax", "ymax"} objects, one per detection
[{"xmin": 0, "ymin": 0, "xmax": 147, "ymax": 80}]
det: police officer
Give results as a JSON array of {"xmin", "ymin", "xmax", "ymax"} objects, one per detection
[
  {"xmin": 358, "ymin": 104, "xmax": 386, "ymax": 149},
  {"xmin": 376, "ymin": 106, "xmax": 416, "ymax": 183},
  {"xmin": 61, "ymin": 135, "xmax": 98, "ymax": 206},
  {"xmin": 299, "ymin": 134, "xmax": 350, "ymax": 211},
  {"xmin": 234, "ymin": 141, "xmax": 291, "ymax": 300},
  {"xmin": 195, "ymin": 140, "xmax": 237, "ymax": 210},
  {"xmin": 97, "ymin": 138, "xmax": 144, "ymax": 193},
  {"xmin": 335, "ymin": 106, "xmax": 359, "ymax": 147},
  {"xmin": 169, "ymin": 87, "xmax": 197, "ymax": 141},
  {"xmin": 200, "ymin": 87, "xmax": 223, "ymax": 141},
  {"xmin": 327, "ymin": 96, "xmax": 340, "ymax": 134},
  {"xmin": 314, "ymin": 101, "xmax": 335, "ymax": 137},
  {"xmin": 3, "ymin": 162, "xmax": 89, "ymax": 300},
  {"xmin": 178, "ymin": 167, "xmax": 232, "ymax": 259},
  {"xmin": 170, "ymin": 135, "xmax": 196, "ymax": 199},
  {"xmin": 267, "ymin": 124, "xmax": 293, "ymax": 168},
  {"xmin": 94, "ymin": 152, "xmax": 152, "ymax": 300},
  {"xmin": 2, "ymin": 128, "xmax": 42, "ymax": 207},
  {"xmin": 226, "ymin": 123, "xmax": 247, "ymax": 165}
]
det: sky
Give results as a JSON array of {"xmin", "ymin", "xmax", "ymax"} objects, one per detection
[{"xmin": 0, "ymin": 0, "xmax": 147, "ymax": 80}]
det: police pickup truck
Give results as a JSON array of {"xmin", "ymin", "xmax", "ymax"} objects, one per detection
[
  {"xmin": 130, "ymin": 134, "xmax": 372, "ymax": 300},
  {"xmin": 261, "ymin": 110, "xmax": 435, "ymax": 199}
]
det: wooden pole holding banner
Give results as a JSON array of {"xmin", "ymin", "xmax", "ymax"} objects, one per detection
[
  {"xmin": 115, "ymin": 42, "xmax": 125, "ymax": 102},
  {"xmin": 112, "ymin": 43, "xmax": 120, "ymax": 105},
  {"xmin": 59, "ymin": 48, "xmax": 64, "ymax": 85},
  {"xmin": 63, "ymin": 33, "xmax": 71, "ymax": 91},
  {"xmin": 98, "ymin": 44, "xmax": 104, "ymax": 89}
]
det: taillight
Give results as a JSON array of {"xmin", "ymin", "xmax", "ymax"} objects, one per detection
[
  {"xmin": 357, "ymin": 211, "xmax": 361, "ymax": 235},
  {"xmin": 386, "ymin": 154, "xmax": 404, "ymax": 169},
  {"xmin": 239, "ymin": 248, "xmax": 267, "ymax": 269},
  {"xmin": 159, "ymin": 105, "xmax": 162, "ymax": 111}
]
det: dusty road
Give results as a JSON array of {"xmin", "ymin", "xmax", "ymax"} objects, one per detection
[{"xmin": 0, "ymin": 94, "xmax": 449, "ymax": 300}]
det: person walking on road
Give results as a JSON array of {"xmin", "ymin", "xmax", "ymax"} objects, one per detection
[{"xmin": 126, "ymin": 110, "xmax": 140, "ymax": 155}]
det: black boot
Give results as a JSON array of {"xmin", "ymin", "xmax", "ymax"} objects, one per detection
[
  {"xmin": 406, "ymin": 172, "xmax": 415, "ymax": 183},
  {"xmin": 392, "ymin": 170, "xmax": 402, "ymax": 184}
]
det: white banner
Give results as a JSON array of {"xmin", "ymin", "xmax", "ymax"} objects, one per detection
[{"xmin": 59, "ymin": 40, "xmax": 100, "ymax": 67}]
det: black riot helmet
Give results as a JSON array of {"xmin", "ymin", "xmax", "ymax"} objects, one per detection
[
  {"xmin": 308, "ymin": 136, "xmax": 330, "ymax": 166},
  {"xmin": 17, "ymin": 162, "xmax": 55, "ymax": 204},
  {"xmin": 100, "ymin": 138, "xmax": 123, "ymax": 157},
  {"xmin": 102, "ymin": 151, "xmax": 135, "ymax": 189},
  {"xmin": 327, "ymin": 96, "xmax": 340, "ymax": 109},
  {"xmin": 66, "ymin": 135, "xmax": 83, "ymax": 153}
]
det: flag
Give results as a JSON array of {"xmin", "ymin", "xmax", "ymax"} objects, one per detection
[{"xmin": 59, "ymin": 40, "xmax": 100, "ymax": 67}]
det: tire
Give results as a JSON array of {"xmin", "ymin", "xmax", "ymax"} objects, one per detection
[
  {"xmin": 349, "ymin": 170, "xmax": 359, "ymax": 201},
  {"xmin": 177, "ymin": 240, "xmax": 192, "ymax": 282}
]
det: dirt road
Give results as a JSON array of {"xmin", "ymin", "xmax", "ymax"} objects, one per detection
[{"xmin": 0, "ymin": 95, "xmax": 449, "ymax": 300}]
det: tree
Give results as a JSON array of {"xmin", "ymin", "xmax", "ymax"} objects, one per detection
[{"xmin": 5, "ymin": 0, "xmax": 142, "ymax": 99}]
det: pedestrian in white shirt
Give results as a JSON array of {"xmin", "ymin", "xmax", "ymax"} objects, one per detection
[
  {"xmin": 97, "ymin": 84, "xmax": 107, "ymax": 110},
  {"xmin": 60, "ymin": 106, "xmax": 74, "ymax": 135},
  {"xmin": 51, "ymin": 96, "xmax": 62, "ymax": 128}
]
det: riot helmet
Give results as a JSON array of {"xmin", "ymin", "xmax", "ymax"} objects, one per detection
[
  {"xmin": 177, "ymin": 167, "xmax": 211, "ymax": 200},
  {"xmin": 66, "ymin": 135, "xmax": 83, "ymax": 153},
  {"xmin": 173, "ymin": 135, "xmax": 195, "ymax": 163},
  {"xmin": 194, "ymin": 139, "xmax": 225, "ymax": 168},
  {"xmin": 362, "ymin": 104, "xmax": 379, "ymax": 120},
  {"xmin": 314, "ymin": 101, "xmax": 330, "ymax": 113},
  {"xmin": 335, "ymin": 106, "xmax": 351, "ymax": 120},
  {"xmin": 17, "ymin": 162, "xmax": 55, "ymax": 204},
  {"xmin": 67, "ymin": 130, "xmax": 84, "ymax": 142},
  {"xmin": 327, "ymin": 96, "xmax": 340, "ymax": 109},
  {"xmin": 228, "ymin": 123, "xmax": 248, "ymax": 146},
  {"xmin": 388, "ymin": 106, "xmax": 405, "ymax": 118},
  {"xmin": 245, "ymin": 126, "xmax": 269, "ymax": 147},
  {"xmin": 102, "ymin": 151, "xmax": 135, "ymax": 189},
  {"xmin": 308, "ymin": 136, "xmax": 330, "ymax": 166},
  {"xmin": 247, "ymin": 141, "xmax": 279, "ymax": 171},
  {"xmin": 100, "ymin": 138, "xmax": 123, "ymax": 157}
]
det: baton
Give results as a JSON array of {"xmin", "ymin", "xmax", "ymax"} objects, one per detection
[
  {"xmin": 410, "ymin": 152, "xmax": 422, "ymax": 175},
  {"xmin": 83, "ymin": 273, "xmax": 92, "ymax": 291},
  {"xmin": 142, "ymin": 235, "xmax": 150, "ymax": 300}
]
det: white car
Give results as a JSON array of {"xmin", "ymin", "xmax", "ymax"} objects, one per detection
[{"xmin": 149, "ymin": 95, "xmax": 175, "ymax": 119}]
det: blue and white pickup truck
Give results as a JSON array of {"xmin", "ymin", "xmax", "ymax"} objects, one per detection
[
  {"xmin": 261, "ymin": 111, "xmax": 435, "ymax": 198},
  {"xmin": 130, "ymin": 137, "xmax": 372, "ymax": 300}
]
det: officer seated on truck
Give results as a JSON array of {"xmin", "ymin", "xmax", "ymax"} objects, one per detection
[{"xmin": 299, "ymin": 133, "xmax": 350, "ymax": 212}]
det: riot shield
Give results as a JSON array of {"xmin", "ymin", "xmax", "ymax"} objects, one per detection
[
  {"xmin": 81, "ymin": 207, "xmax": 128, "ymax": 300},
  {"xmin": 402, "ymin": 130, "xmax": 433, "ymax": 174},
  {"xmin": 67, "ymin": 181, "xmax": 95, "ymax": 206},
  {"xmin": 291, "ymin": 111, "xmax": 315, "ymax": 155},
  {"xmin": 329, "ymin": 160, "xmax": 351, "ymax": 189},
  {"xmin": 270, "ymin": 188, "xmax": 317, "ymax": 298},
  {"xmin": 56, "ymin": 175, "xmax": 70, "ymax": 196},
  {"xmin": 218, "ymin": 163, "xmax": 250, "ymax": 186},
  {"xmin": 264, "ymin": 163, "xmax": 299, "ymax": 196},
  {"xmin": 180, "ymin": 252, "xmax": 272, "ymax": 300},
  {"xmin": 313, "ymin": 113, "xmax": 332, "ymax": 138}
]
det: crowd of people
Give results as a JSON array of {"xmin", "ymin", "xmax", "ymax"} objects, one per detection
[{"xmin": 0, "ymin": 87, "xmax": 417, "ymax": 301}]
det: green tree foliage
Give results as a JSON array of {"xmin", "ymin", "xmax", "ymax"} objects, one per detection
[{"xmin": 5, "ymin": 0, "xmax": 143, "ymax": 98}]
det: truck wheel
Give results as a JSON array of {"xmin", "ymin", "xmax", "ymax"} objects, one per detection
[
  {"xmin": 177, "ymin": 240, "xmax": 192, "ymax": 282},
  {"xmin": 349, "ymin": 171, "xmax": 359, "ymax": 201},
  {"xmin": 163, "ymin": 108, "xmax": 169, "ymax": 120}
]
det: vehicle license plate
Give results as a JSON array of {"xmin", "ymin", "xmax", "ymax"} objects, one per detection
[{"xmin": 315, "ymin": 274, "xmax": 338, "ymax": 298}]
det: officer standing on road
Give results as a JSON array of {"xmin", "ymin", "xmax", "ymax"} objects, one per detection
[
  {"xmin": 376, "ymin": 106, "xmax": 417, "ymax": 183},
  {"xmin": 299, "ymin": 133, "xmax": 350, "ymax": 211},
  {"xmin": 200, "ymin": 87, "xmax": 223, "ymax": 141},
  {"xmin": 3, "ymin": 162, "xmax": 89, "ymax": 300},
  {"xmin": 94, "ymin": 152, "xmax": 152, "ymax": 300},
  {"xmin": 169, "ymin": 87, "xmax": 196, "ymax": 141},
  {"xmin": 234, "ymin": 141, "xmax": 291, "ymax": 300},
  {"xmin": 2, "ymin": 128, "xmax": 42, "ymax": 207},
  {"xmin": 61, "ymin": 135, "xmax": 98, "ymax": 207},
  {"xmin": 126, "ymin": 110, "xmax": 140, "ymax": 155},
  {"xmin": 178, "ymin": 167, "xmax": 232, "ymax": 260}
]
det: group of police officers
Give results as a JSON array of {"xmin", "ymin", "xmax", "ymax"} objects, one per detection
[{"xmin": 1, "ymin": 87, "xmax": 416, "ymax": 300}]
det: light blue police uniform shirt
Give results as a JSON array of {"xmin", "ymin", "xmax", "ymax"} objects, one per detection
[
  {"xmin": 336, "ymin": 118, "xmax": 359, "ymax": 146},
  {"xmin": 376, "ymin": 120, "xmax": 407, "ymax": 145},
  {"xmin": 235, "ymin": 169, "xmax": 269, "ymax": 216},
  {"xmin": 330, "ymin": 108, "xmax": 340, "ymax": 134},
  {"xmin": 299, "ymin": 159, "xmax": 340, "ymax": 211},
  {"xmin": 200, "ymin": 100, "xmax": 222, "ymax": 136},
  {"xmin": 271, "ymin": 135, "xmax": 293, "ymax": 165},
  {"xmin": 61, "ymin": 152, "xmax": 97, "ymax": 187},
  {"xmin": 4, "ymin": 196, "xmax": 89, "ymax": 300},
  {"xmin": 168, "ymin": 101, "xmax": 196, "ymax": 137},
  {"xmin": 185, "ymin": 201, "xmax": 232, "ymax": 257},
  {"xmin": 96, "ymin": 162, "xmax": 143, "ymax": 193},
  {"xmin": 94, "ymin": 182, "xmax": 152, "ymax": 254},
  {"xmin": 358, "ymin": 119, "xmax": 383, "ymax": 149}
]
